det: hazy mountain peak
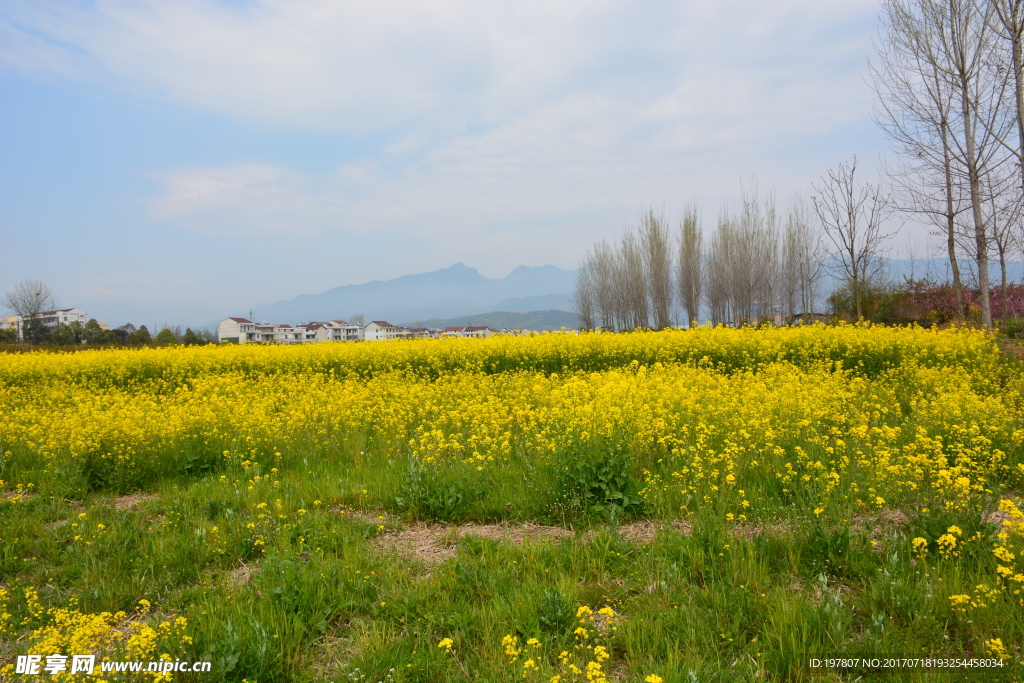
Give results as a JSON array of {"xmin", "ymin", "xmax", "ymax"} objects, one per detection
[{"xmin": 249, "ymin": 263, "xmax": 577, "ymax": 325}]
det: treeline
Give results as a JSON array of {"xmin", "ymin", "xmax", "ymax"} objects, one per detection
[
  {"xmin": 573, "ymin": 192, "xmax": 823, "ymax": 330},
  {"xmin": 0, "ymin": 320, "xmax": 215, "ymax": 347}
]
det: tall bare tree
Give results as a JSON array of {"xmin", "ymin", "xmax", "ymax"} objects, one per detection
[
  {"xmin": 981, "ymin": 165, "xmax": 1022, "ymax": 317},
  {"xmin": 677, "ymin": 205, "xmax": 704, "ymax": 326},
  {"xmin": 572, "ymin": 259, "xmax": 597, "ymax": 330},
  {"xmin": 782, "ymin": 197, "xmax": 824, "ymax": 319},
  {"xmin": 812, "ymin": 158, "xmax": 896, "ymax": 319},
  {"xmin": 591, "ymin": 241, "xmax": 619, "ymax": 330},
  {"xmin": 987, "ymin": 0, "xmax": 1024, "ymax": 193},
  {"xmin": 640, "ymin": 209, "xmax": 674, "ymax": 330},
  {"xmin": 942, "ymin": 0, "xmax": 1007, "ymax": 327},
  {"xmin": 874, "ymin": 0, "xmax": 1014, "ymax": 327},
  {"xmin": 873, "ymin": 0, "xmax": 970, "ymax": 318},
  {"xmin": 616, "ymin": 232, "xmax": 649, "ymax": 329},
  {"xmin": 706, "ymin": 211, "xmax": 734, "ymax": 325},
  {"xmin": 4, "ymin": 279, "xmax": 57, "ymax": 343}
]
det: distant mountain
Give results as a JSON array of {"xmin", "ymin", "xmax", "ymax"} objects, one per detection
[
  {"xmin": 400, "ymin": 310, "xmax": 579, "ymax": 331},
  {"xmin": 250, "ymin": 263, "xmax": 577, "ymax": 324}
]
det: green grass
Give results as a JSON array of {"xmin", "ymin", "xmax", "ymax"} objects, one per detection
[{"xmin": 2, "ymin": 463, "xmax": 1021, "ymax": 681}]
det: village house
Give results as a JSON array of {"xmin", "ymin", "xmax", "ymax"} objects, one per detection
[
  {"xmin": 217, "ymin": 316, "xmax": 473, "ymax": 344},
  {"xmin": 443, "ymin": 325, "xmax": 498, "ymax": 338},
  {"xmin": 363, "ymin": 321, "xmax": 398, "ymax": 341},
  {"xmin": 2, "ymin": 308, "xmax": 103, "ymax": 340}
]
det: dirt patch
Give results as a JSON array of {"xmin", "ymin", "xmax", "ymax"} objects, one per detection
[
  {"xmin": 224, "ymin": 562, "xmax": 254, "ymax": 587},
  {"xmin": 375, "ymin": 519, "xmax": 698, "ymax": 566},
  {"xmin": 376, "ymin": 522, "xmax": 577, "ymax": 566},
  {"xmin": 618, "ymin": 519, "xmax": 690, "ymax": 543},
  {"xmin": 110, "ymin": 492, "xmax": 159, "ymax": 511}
]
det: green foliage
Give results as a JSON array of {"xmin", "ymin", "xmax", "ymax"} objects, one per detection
[
  {"xmin": 555, "ymin": 438, "xmax": 643, "ymax": 519},
  {"xmin": 155, "ymin": 328, "xmax": 178, "ymax": 346},
  {"xmin": 50, "ymin": 321, "xmax": 85, "ymax": 345},
  {"xmin": 800, "ymin": 522, "xmax": 853, "ymax": 579},
  {"xmin": 534, "ymin": 587, "xmax": 576, "ymax": 635},
  {"xmin": 394, "ymin": 458, "xmax": 482, "ymax": 522},
  {"xmin": 127, "ymin": 325, "xmax": 152, "ymax": 345},
  {"xmin": 84, "ymin": 318, "xmax": 108, "ymax": 345}
]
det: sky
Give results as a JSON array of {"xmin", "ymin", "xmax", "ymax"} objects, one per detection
[{"xmin": 0, "ymin": 0, "xmax": 908, "ymax": 327}]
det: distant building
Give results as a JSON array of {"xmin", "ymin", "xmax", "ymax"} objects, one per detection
[
  {"xmin": 405, "ymin": 327, "xmax": 440, "ymax": 339},
  {"xmin": 218, "ymin": 317, "xmax": 372, "ymax": 343},
  {"xmin": 305, "ymin": 320, "xmax": 363, "ymax": 342},
  {"xmin": 443, "ymin": 326, "xmax": 498, "ymax": 338},
  {"xmin": 218, "ymin": 316, "xmax": 475, "ymax": 344},
  {"xmin": 217, "ymin": 317, "xmax": 257, "ymax": 343},
  {"xmin": 363, "ymin": 321, "xmax": 398, "ymax": 341},
  {"xmin": 3, "ymin": 308, "xmax": 93, "ymax": 340}
]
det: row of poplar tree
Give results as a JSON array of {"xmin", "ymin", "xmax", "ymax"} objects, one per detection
[{"xmin": 572, "ymin": 193, "xmax": 823, "ymax": 330}]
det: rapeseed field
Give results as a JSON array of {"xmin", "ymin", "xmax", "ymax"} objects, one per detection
[{"xmin": 0, "ymin": 324, "xmax": 1021, "ymax": 681}]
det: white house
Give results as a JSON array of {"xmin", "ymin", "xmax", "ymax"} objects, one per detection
[
  {"xmin": 443, "ymin": 326, "xmax": 498, "ymax": 338},
  {"xmin": 219, "ymin": 317, "xmax": 371, "ymax": 343},
  {"xmin": 363, "ymin": 321, "xmax": 399, "ymax": 341},
  {"xmin": 305, "ymin": 320, "xmax": 364, "ymax": 342},
  {"xmin": 5, "ymin": 308, "xmax": 90, "ymax": 340},
  {"xmin": 217, "ymin": 317, "xmax": 257, "ymax": 343}
]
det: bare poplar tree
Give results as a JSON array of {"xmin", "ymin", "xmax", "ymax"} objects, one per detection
[
  {"xmin": 782, "ymin": 197, "xmax": 824, "ymax": 319},
  {"xmin": 591, "ymin": 241, "xmax": 618, "ymax": 330},
  {"xmin": 982, "ymin": 165, "xmax": 1022, "ymax": 317},
  {"xmin": 640, "ymin": 209, "xmax": 674, "ymax": 330},
  {"xmin": 572, "ymin": 259, "xmax": 597, "ymax": 330},
  {"xmin": 706, "ymin": 210, "xmax": 735, "ymax": 325},
  {"xmin": 812, "ymin": 158, "xmax": 896, "ymax": 320},
  {"xmin": 677, "ymin": 205, "xmax": 704, "ymax": 326},
  {"xmin": 5, "ymin": 279, "xmax": 57, "ymax": 343},
  {"xmin": 617, "ymin": 231, "xmax": 649, "ymax": 329},
  {"xmin": 938, "ymin": 0, "xmax": 1007, "ymax": 327},
  {"xmin": 873, "ymin": 0, "xmax": 970, "ymax": 318},
  {"xmin": 724, "ymin": 185, "xmax": 780, "ymax": 324},
  {"xmin": 987, "ymin": 0, "xmax": 1024, "ymax": 193}
]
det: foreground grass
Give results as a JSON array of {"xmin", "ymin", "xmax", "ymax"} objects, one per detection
[{"xmin": 1, "ymin": 325, "xmax": 1023, "ymax": 681}]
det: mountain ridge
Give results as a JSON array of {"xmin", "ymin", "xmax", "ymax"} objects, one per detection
[{"xmin": 249, "ymin": 262, "xmax": 577, "ymax": 324}]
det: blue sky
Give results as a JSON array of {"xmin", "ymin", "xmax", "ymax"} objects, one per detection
[{"xmin": 1, "ymin": 0, "xmax": 901, "ymax": 327}]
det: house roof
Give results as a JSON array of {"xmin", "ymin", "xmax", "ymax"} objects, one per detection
[
  {"xmin": 370, "ymin": 321, "xmax": 393, "ymax": 326},
  {"xmin": 227, "ymin": 317, "xmax": 253, "ymax": 323},
  {"xmin": 331, "ymin": 320, "xmax": 349, "ymax": 325},
  {"xmin": 277, "ymin": 324, "xmax": 292, "ymax": 328}
]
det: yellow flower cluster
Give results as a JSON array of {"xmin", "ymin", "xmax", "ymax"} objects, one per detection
[
  {"xmin": 500, "ymin": 605, "xmax": 623, "ymax": 682},
  {"xmin": 0, "ymin": 592, "xmax": 190, "ymax": 682},
  {"xmin": 0, "ymin": 326, "xmax": 1016, "ymax": 519}
]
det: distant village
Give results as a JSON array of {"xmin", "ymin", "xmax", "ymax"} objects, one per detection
[
  {"xmin": 0, "ymin": 308, "xmax": 526, "ymax": 343},
  {"xmin": 216, "ymin": 317, "xmax": 507, "ymax": 343}
]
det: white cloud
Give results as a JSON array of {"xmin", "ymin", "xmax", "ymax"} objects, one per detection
[
  {"xmin": 4, "ymin": 0, "xmax": 892, "ymax": 281},
  {"xmin": 2, "ymin": 0, "xmax": 879, "ymax": 134}
]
